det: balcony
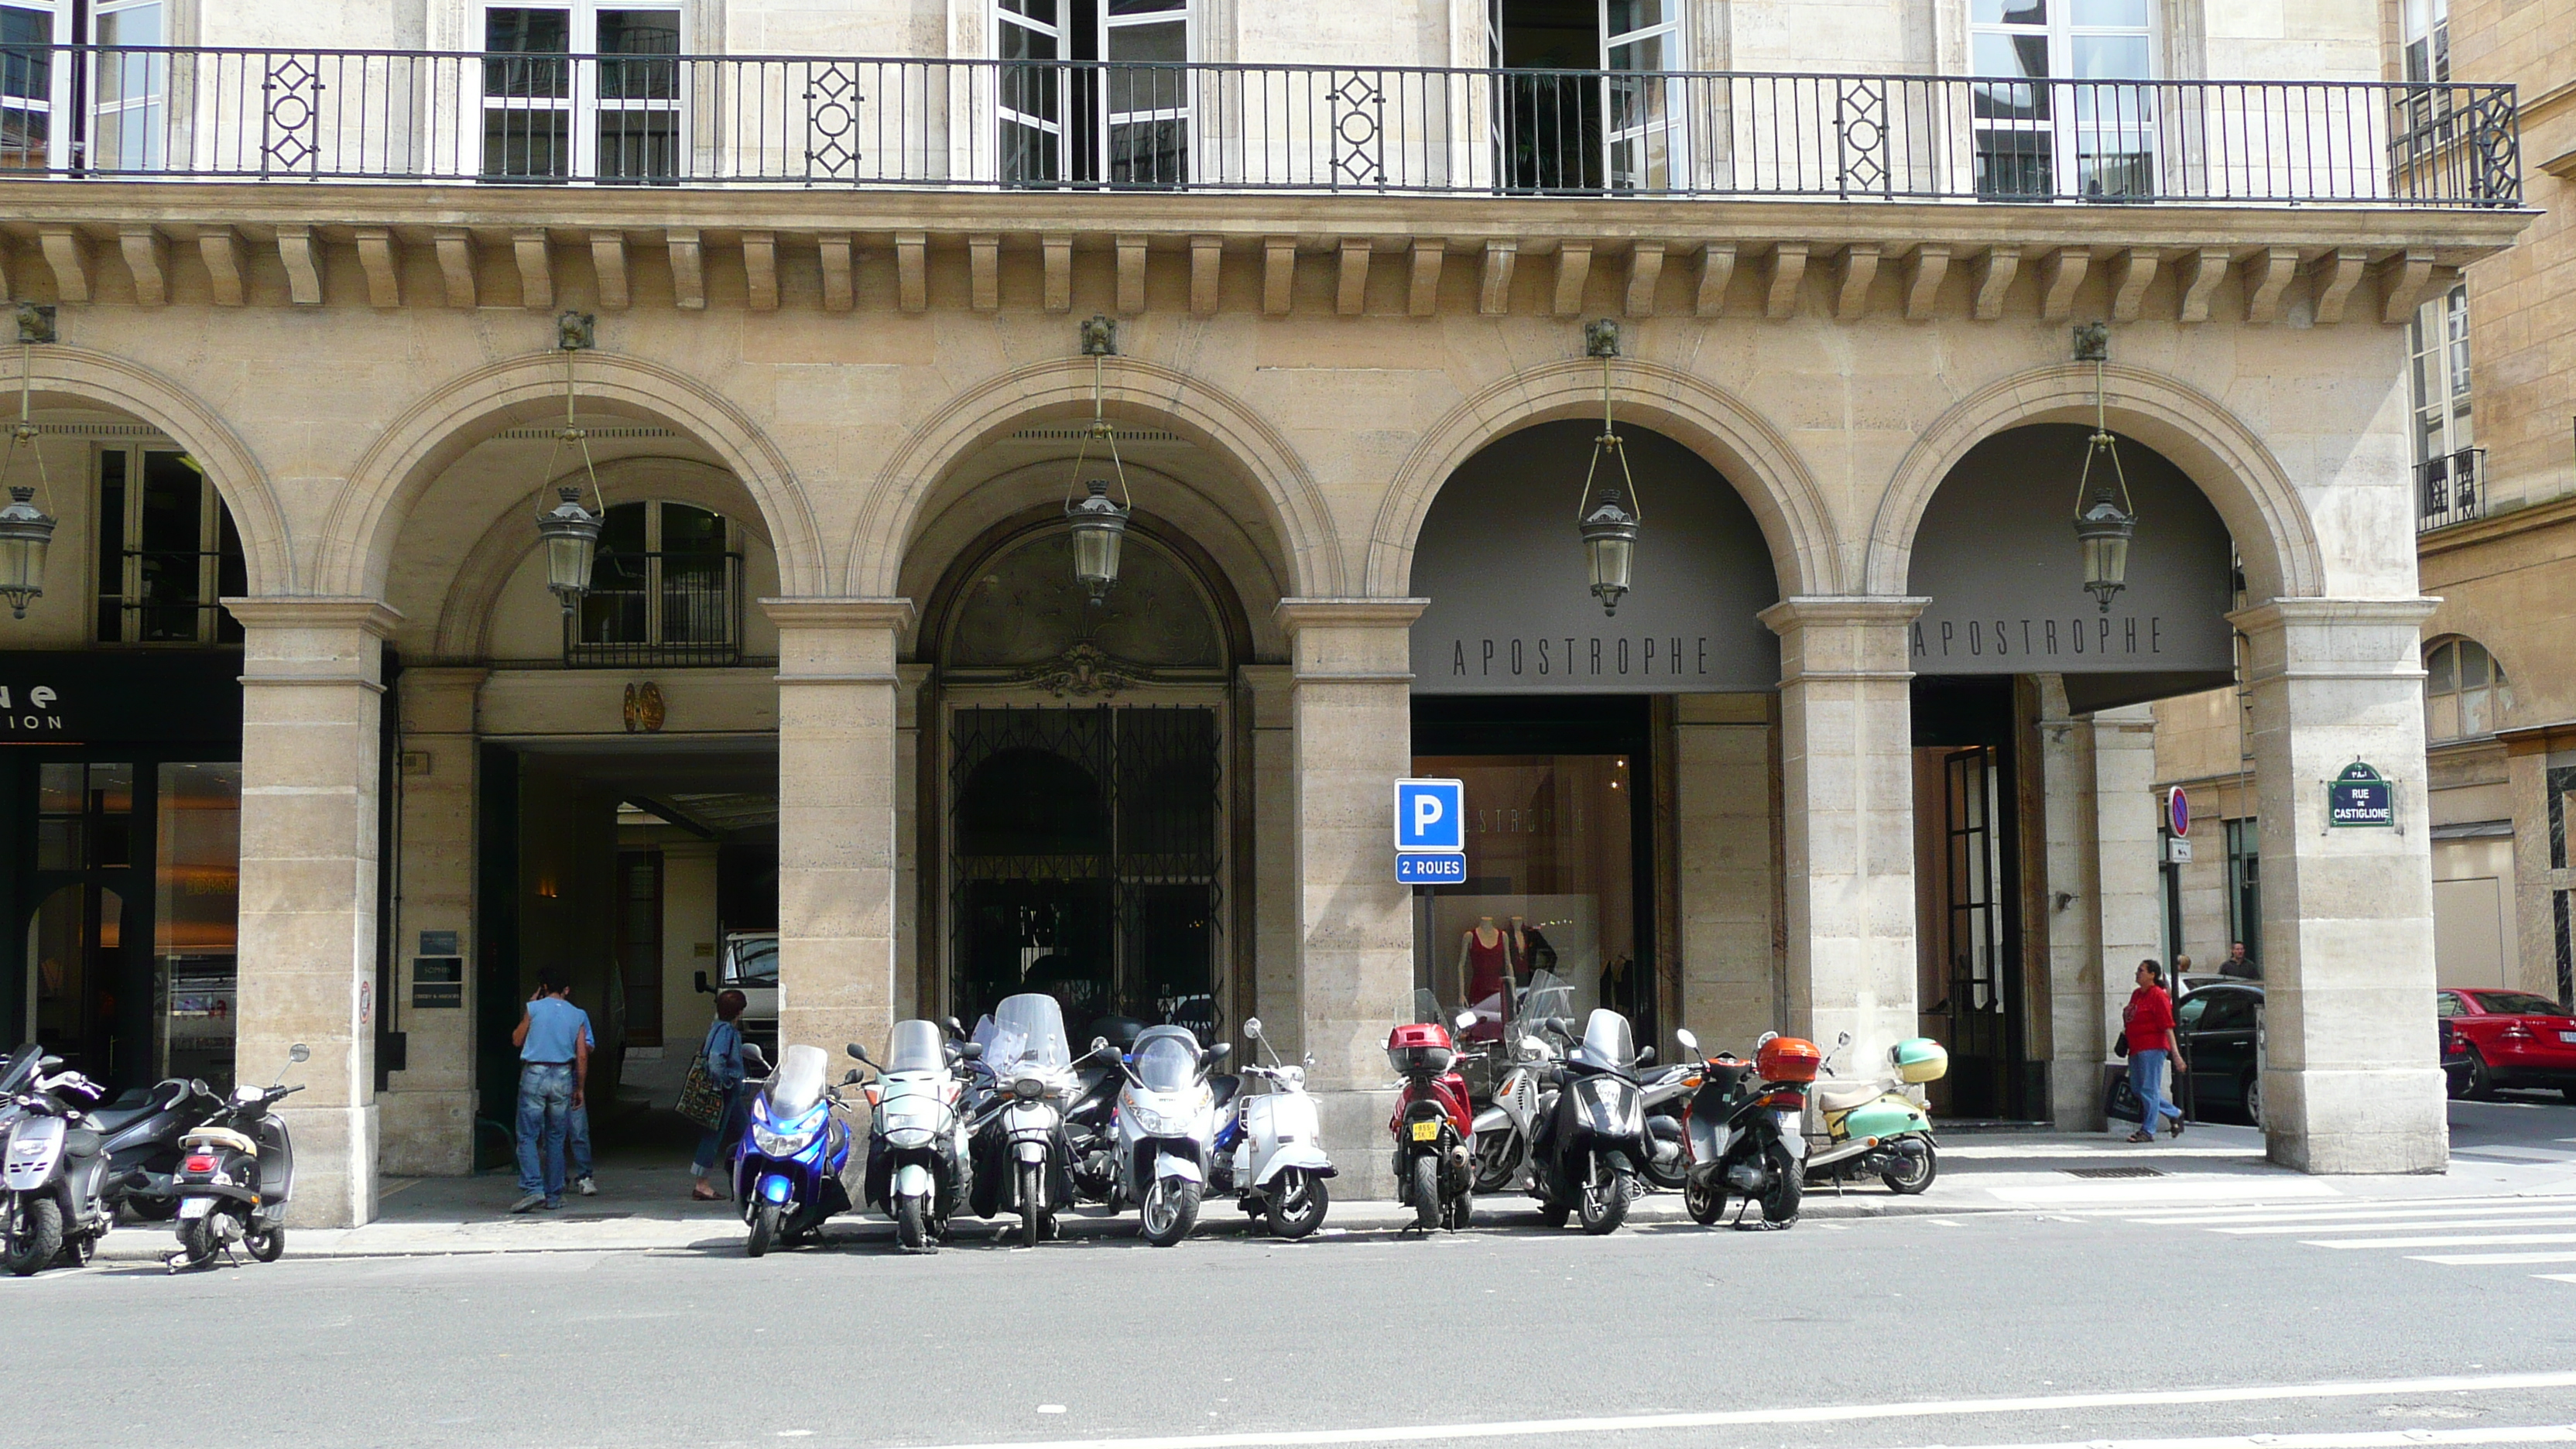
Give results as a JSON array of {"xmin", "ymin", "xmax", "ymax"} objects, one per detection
[
  {"xmin": 2418, "ymin": 448, "xmax": 2487, "ymax": 533},
  {"xmin": 0, "ymin": 46, "xmax": 2521, "ymax": 208}
]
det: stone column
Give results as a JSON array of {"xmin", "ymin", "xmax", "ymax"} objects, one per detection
[
  {"xmin": 1674, "ymin": 694, "xmax": 1778, "ymax": 1050},
  {"xmin": 2091, "ymin": 703, "xmax": 2164, "ymax": 1057},
  {"xmin": 766, "ymin": 598, "xmax": 913, "ymax": 1068},
  {"xmin": 2238, "ymin": 598, "xmax": 2444, "ymax": 1173},
  {"xmin": 2035, "ymin": 676, "xmax": 2106, "ymax": 1129},
  {"xmin": 1759, "ymin": 598, "xmax": 1924, "ymax": 1069},
  {"xmin": 228, "ymin": 598, "xmax": 400, "ymax": 1228},
  {"xmin": 380, "ymin": 666, "xmax": 485, "ymax": 1177},
  {"xmin": 1275, "ymin": 599, "xmax": 1423, "ymax": 1200},
  {"xmin": 1240, "ymin": 663, "xmax": 1300, "ymax": 1060}
]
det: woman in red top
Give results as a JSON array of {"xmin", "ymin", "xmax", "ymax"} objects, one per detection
[{"xmin": 2122, "ymin": 961, "xmax": 2187, "ymax": 1142}]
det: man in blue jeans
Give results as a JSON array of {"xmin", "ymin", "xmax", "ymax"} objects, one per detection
[{"xmin": 510, "ymin": 975, "xmax": 593, "ymax": 1212}]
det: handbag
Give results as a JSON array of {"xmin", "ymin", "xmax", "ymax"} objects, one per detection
[
  {"xmin": 2105, "ymin": 1070, "xmax": 2145, "ymax": 1123},
  {"xmin": 675, "ymin": 1052, "xmax": 725, "ymax": 1129},
  {"xmin": 2112, "ymin": 1029, "xmax": 2130, "ymax": 1058}
]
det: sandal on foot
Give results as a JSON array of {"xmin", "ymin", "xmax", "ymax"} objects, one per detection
[
  {"xmin": 2126, "ymin": 1131, "xmax": 2154, "ymax": 1143},
  {"xmin": 690, "ymin": 1184, "xmax": 721, "ymax": 1201}
]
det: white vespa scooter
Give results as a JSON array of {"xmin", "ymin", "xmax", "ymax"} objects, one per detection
[
  {"xmin": 1209, "ymin": 1016, "xmax": 1334, "ymax": 1240},
  {"xmin": 1112, "ymin": 1023, "xmax": 1227, "ymax": 1247}
]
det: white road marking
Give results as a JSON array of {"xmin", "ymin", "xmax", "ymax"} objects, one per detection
[
  {"xmin": 1881, "ymin": 1430, "xmax": 2576, "ymax": 1449},
  {"xmin": 2221, "ymin": 1216, "xmax": 2576, "ymax": 1237},
  {"xmin": 882, "ymin": 1370, "xmax": 2576, "ymax": 1449},
  {"xmin": 2410, "ymin": 1252, "xmax": 2576, "ymax": 1266},
  {"xmin": 2307, "ymin": 1232, "xmax": 2576, "ymax": 1250},
  {"xmin": 2458, "ymin": 1147, "xmax": 2576, "ymax": 1161},
  {"xmin": 1987, "ymin": 1179, "xmax": 2341, "ymax": 1208},
  {"xmin": 2124, "ymin": 1199, "xmax": 2576, "ymax": 1227}
]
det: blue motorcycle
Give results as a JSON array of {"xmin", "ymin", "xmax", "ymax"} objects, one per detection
[{"xmin": 731, "ymin": 1043, "xmax": 854, "ymax": 1256}]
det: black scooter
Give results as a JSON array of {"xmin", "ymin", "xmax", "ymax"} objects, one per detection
[
  {"xmin": 166, "ymin": 1044, "xmax": 307, "ymax": 1271},
  {"xmin": 97, "ymin": 1076, "xmax": 229, "ymax": 1222},
  {"xmin": 1528, "ymin": 1008, "xmax": 1652, "ymax": 1235},
  {"xmin": 1677, "ymin": 1029, "xmax": 1807, "ymax": 1230}
]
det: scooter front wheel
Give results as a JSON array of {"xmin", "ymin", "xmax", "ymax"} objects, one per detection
[
  {"xmin": 4, "ymin": 1194, "xmax": 62, "ymax": 1276},
  {"xmin": 1270, "ymin": 1168, "xmax": 1330, "ymax": 1241},
  {"xmin": 1018, "ymin": 1163, "xmax": 1044, "ymax": 1249},
  {"xmin": 1881, "ymin": 1137, "xmax": 1937, "ymax": 1194},
  {"xmin": 247, "ymin": 1225, "xmax": 286, "ymax": 1262},
  {"xmin": 1140, "ymin": 1177, "xmax": 1201, "ymax": 1247},
  {"xmin": 1470, "ymin": 1131, "xmax": 1519, "ymax": 1195},
  {"xmin": 1684, "ymin": 1173, "xmax": 1725, "ymax": 1226},
  {"xmin": 896, "ymin": 1194, "xmax": 932, "ymax": 1252},
  {"xmin": 1577, "ymin": 1166, "xmax": 1632, "ymax": 1235},
  {"xmin": 746, "ymin": 1202, "xmax": 780, "ymax": 1258}
]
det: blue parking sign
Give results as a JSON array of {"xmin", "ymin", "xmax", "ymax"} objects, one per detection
[{"xmin": 1394, "ymin": 778, "xmax": 1466, "ymax": 854}]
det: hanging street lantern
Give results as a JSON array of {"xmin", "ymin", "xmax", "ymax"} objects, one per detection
[
  {"xmin": 1063, "ymin": 317, "xmax": 1135, "ymax": 601},
  {"xmin": 1575, "ymin": 320, "xmax": 1643, "ymax": 616},
  {"xmin": 530, "ymin": 313, "xmax": 605, "ymax": 616},
  {"xmin": 2069, "ymin": 324, "xmax": 2136, "ymax": 614},
  {"xmin": 0, "ymin": 308, "xmax": 59, "ymax": 622}
]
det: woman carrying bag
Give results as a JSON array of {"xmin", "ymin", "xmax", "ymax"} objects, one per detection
[
  {"xmin": 2120, "ymin": 961, "xmax": 2187, "ymax": 1143},
  {"xmin": 685, "ymin": 989, "xmax": 752, "ymax": 1201}
]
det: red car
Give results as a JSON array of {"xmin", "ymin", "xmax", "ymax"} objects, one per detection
[{"xmin": 2437, "ymin": 989, "xmax": 2576, "ymax": 1101}]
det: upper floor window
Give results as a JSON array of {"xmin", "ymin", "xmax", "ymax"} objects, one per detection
[
  {"xmin": 94, "ymin": 444, "xmax": 245, "ymax": 646},
  {"xmin": 2410, "ymin": 283, "xmax": 2472, "ymax": 464},
  {"xmin": 1970, "ymin": 0, "xmax": 2156, "ymax": 200},
  {"xmin": 1, "ymin": 0, "xmax": 166, "ymax": 173},
  {"xmin": 995, "ymin": 0, "xmax": 1192, "ymax": 189},
  {"xmin": 2425, "ymin": 636, "xmax": 2508, "ymax": 742},
  {"xmin": 570, "ymin": 500, "xmax": 742, "ymax": 667},
  {"xmin": 1485, "ymin": 1, "xmax": 1689, "ymax": 193},
  {"xmin": 482, "ymin": 3, "xmax": 682, "ymax": 183},
  {"xmin": 2403, "ymin": 0, "xmax": 2450, "ymax": 84}
]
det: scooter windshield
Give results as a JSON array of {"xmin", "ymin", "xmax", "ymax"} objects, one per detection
[
  {"xmin": 983, "ymin": 993, "xmax": 1074, "ymax": 1075},
  {"xmin": 1412, "ymin": 989, "xmax": 1447, "ymax": 1026},
  {"xmin": 886, "ymin": 1020, "xmax": 946, "ymax": 1074},
  {"xmin": 1573, "ymin": 1009, "xmax": 1638, "ymax": 1071},
  {"xmin": 1132, "ymin": 1026, "xmax": 1201, "ymax": 1092},
  {"xmin": 1515, "ymin": 971, "xmax": 1576, "ymax": 1036},
  {"xmin": 770, "ymin": 1043, "xmax": 829, "ymax": 1117}
]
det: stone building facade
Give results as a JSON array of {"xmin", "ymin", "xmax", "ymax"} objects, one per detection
[{"xmin": 0, "ymin": 1, "xmax": 2526, "ymax": 1224}]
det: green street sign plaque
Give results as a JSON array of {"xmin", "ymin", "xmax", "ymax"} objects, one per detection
[{"xmin": 2328, "ymin": 762, "xmax": 2394, "ymax": 828}]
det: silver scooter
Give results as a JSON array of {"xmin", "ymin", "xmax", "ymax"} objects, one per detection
[
  {"xmin": 2, "ymin": 1053, "xmax": 115, "ymax": 1275},
  {"xmin": 1209, "ymin": 1017, "xmax": 1334, "ymax": 1239},
  {"xmin": 1111, "ymin": 1024, "xmax": 1227, "ymax": 1247}
]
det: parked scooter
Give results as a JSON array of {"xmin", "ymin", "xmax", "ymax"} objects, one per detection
[
  {"xmin": 92, "ymin": 1076, "xmax": 228, "ymax": 1223},
  {"xmin": 1389, "ymin": 992, "xmax": 1478, "ymax": 1231},
  {"xmin": 852, "ymin": 1021, "xmax": 980, "ymax": 1252},
  {"xmin": 733, "ymin": 1043, "xmax": 855, "ymax": 1256},
  {"xmin": 1677, "ymin": 1028, "xmax": 1815, "ymax": 1230},
  {"xmin": 1635, "ymin": 1057, "xmax": 1697, "ymax": 1191},
  {"xmin": 969, "ymin": 993, "xmax": 1119, "ymax": 1247},
  {"xmin": 166, "ymin": 1044, "xmax": 308, "ymax": 1271},
  {"xmin": 1802, "ymin": 1032, "xmax": 1945, "ymax": 1194},
  {"xmin": 1528, "ymin": 1008, "xmax": 1653, "ymax": 1234},
  {"xmin": 1111, "ymin": 1023, "xmax": 1227, "ymax": 1246},
  {"xmin": 1209, "ymin": 1016, "xmax": 1334, "ymax": 1239},
  {"xmin": 2, "ymin": 1053, "xmax": 114, "ymax": 1274},
  {"xmin": 1469, "ymin": 970, "xmax": 1577, "ymax": 1195}
]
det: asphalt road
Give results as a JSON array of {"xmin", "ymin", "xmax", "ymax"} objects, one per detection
[{"xmin": 15, "ymin": 1098, "xmax": 2576, "ymax": 1449}]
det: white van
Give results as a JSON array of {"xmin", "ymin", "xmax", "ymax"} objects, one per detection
[{"xmin": 697, "ymin": 930, "xmax": 778, "ymax": 1058}]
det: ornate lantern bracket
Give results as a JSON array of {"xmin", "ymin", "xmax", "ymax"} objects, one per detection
[
  {"xmin": 1064, "ymin": 317, "xmax": 1132, "ymax": 601},
  {"xmin": 2070, "ymin": 324, "xmax": 2137, "ymax": 614},
  {"xmin": 533, "ymin": 315, "xmax": 605, "ymax": 615},
  {"xmin": 0, "ymin": 312, "xmax": 60, "ymax": 621}
]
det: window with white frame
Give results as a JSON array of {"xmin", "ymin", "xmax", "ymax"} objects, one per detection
[
  {"xmin": 2410, "ymin": 281, "xmax": 2473, "ymax": 503},
  {"xmin": 1969, "ymin": 0, "xmax": 2156, "ymax": 200},
  {"xmin": 0, "ymin": 1, "xmax": 165, "ymax": 173},
  {"xmin": 481, "ymin": 4, "xmax": 682, "ymax": 183},
  {"xmin": 94, "ymin": 444, "xmax": 246, "ymax": 646},
  {"xmin": 2424, "ymin": 637, "xmax": 2509, "ymax": 742},
  {"xmin": 2403, "ymin": 0, "xmax": 2450, "ymax": 84},
  {"xmin": 1487, "ymin": 1, "xmax": 1690, "ymax": 193},
  {"xmin": 992, "ymin": 0, "xmax": 1191, "ymax": 188}
]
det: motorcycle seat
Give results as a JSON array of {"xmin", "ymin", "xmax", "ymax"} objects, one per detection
[
  {"xmin": 1210, "ymin": 1074, "xmax": 1242, "ymax": 1111},
  {"xmin": 87, "ymin": 1104, "xmax": 157, "ymax": 1133},
  {"xmin": 1814, "ymin": 1083, "xmax": 1882, "ymax": 1114}
]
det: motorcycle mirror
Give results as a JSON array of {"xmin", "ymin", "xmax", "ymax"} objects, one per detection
[
  {"xmin": 1091, "ymin": 1036, "xmax": 1111, "ymax": 1054},
  {"xmin": 946, "ymin": 1016, "xmax": 967, "ymax": 1039},
  {"xmin": 289, "ymin": 1043, "xmax": 310, "ymax": 1064},
  {"xmin": 1636, "ymin": 1046, "xmax": 1656, "ymax": 1066},
  {"xmin": 694, "ymin": 971, "xmax": 714, "ymax": 995},
  {"xmin": 1675, "ymin": 1028, "xmax": 1700, "ymax": 1054},
  {"xmin": 1244, "ymin": 1016, "xmax": 1263, "ymax": 1040},
  {"xmin": 846, "ymin": 1043, "xmax": 872, "ymax": 1063},
  {"xmin": 841, "ymin": 1069, "xmax": 863, "ymax": 1085},
  {"xmin": 1837, "ymin": 1031, "xmax": 1853, "ymax": 1046},
  {"xmin": 1756, "ymin": 1030, "xmax": 1780, "ymax": 1050},
  {"xmin": 1204, "ymin": 1043, "xmax": 1231, "ymax": 1068},
  {"xmin": 1454, "ymin": 1010, "xmax": 1477, "ymax": 1031},
  {"xmin": 957, "ymin": 1041, "xmax": 985, "ymax": 1060},
  {"xmin": 1303, "ymin": 1053, "xmax": 1317, "ymax": 1068}
]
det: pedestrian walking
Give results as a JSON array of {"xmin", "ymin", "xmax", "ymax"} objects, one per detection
[
  {"xmin": 689, "ymin": 989, "xmax": 751, "ymax": 1201},
  {"xmin": 564, "ymin": 1013, "xmax": 598, "ymax": 1197},
  {"xmin": 2122, "ymin": 960, "xmax": 2187, "ymax": 1143},
  {"xmin": 509, "ymin": 975, "xmax": 593, "ymax": 1213},
  {"xmin": 2221, "ymin": 940, "xmax": 2261, "ymax": 981}
]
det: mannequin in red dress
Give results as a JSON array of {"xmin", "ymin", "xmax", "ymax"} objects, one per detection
[{"xmin": 1458, "ymin": 917, "xmax": 1514, "ymax": 1043}]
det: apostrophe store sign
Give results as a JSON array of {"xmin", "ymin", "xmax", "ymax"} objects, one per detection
[
  {"xmin": 0, "ymin": 652, "xmax": 244, "ymax": 745},
  {"xmin": 0, "ymin": 682, "xmax": 65, "ymax": 736}
]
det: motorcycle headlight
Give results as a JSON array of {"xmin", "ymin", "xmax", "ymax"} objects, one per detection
[
  {"xmin": 752, "ymin": 1104, "xmax": 824, "ymax": 1156},
  {"xmin": 1014, "ymin": 1075, "xmax": 1045, "ymax": 1101},
  {"xmin": 1128, "ymin": 1105, "xmax": 1175, "ymax": 1136},
  {"xmin": 886, "ymin": 1126, "xmax": 935, "ymax": 1149}
]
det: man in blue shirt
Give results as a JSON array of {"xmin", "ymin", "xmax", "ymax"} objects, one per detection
[{"xmin": 509, "ymin": 975, "xmax": 593, "ymax": 1212}]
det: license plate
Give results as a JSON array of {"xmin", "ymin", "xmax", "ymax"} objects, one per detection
[
  {"xmin": 177, "ymin": 1197, "xmax": 213, "ymax": 1220},
  {"xmin": 1410, "ymin": 1120, "xmax": 1440, "ymax": 1142},
  {"xmin": 2559, "ymin": 1031, "xmax": 2576, "ymax": 1044}
]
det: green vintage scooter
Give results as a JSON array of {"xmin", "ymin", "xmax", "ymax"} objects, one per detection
[{"xmin": 1801, "ymin": 1033, "xmax": 1946, "ymax": 1194}]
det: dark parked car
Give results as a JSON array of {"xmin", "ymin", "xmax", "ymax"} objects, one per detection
[
  {"xmin": 2174, "ymin": 983, "xmax": 2265, "ymax": 1126},
  {"xmin": 2437, "ymin": 989, "xmax": 2576, "ymax": 1101}
]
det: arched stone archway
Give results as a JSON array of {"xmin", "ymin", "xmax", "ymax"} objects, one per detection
[
  {"xmin": 327, "ymin": 351, "xmax": 826, "ymax": 600},
  {"xmin": 0, "ymin": 345, "xmax": 293, "ymax": 594},
  {"xmin": 1865, "ymin": 363, "xmax": 2328, "ymax": 603},
  {"xmin": 1368, "ymin": 357, "xmax": 1841, "ymax": 600},
  {"xmin": 848, "ymin": 355, "xmax": 1339, "ymax": 600}
]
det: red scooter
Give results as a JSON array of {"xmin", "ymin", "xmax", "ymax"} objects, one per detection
[{"xmin": 1388, "ymin": 992, "xmax": 1478, "ymax": 1232}]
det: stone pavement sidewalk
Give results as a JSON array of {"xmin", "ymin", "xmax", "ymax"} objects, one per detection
[{"xmin": 86, "ymin": 1118, "xmax": 2576, "ymax": 1263}]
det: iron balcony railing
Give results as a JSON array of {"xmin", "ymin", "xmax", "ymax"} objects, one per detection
[
  {"xmin": 2418, "ymin": 447, "xmax": 2486, "ymax": 533},
  {"xmin": 567, "ymin": 549, "xmax": 743, "ymax": 668},
  {"xmin": 0, "ymin": 46, "xmax": 2521, "ymax": 207}
]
